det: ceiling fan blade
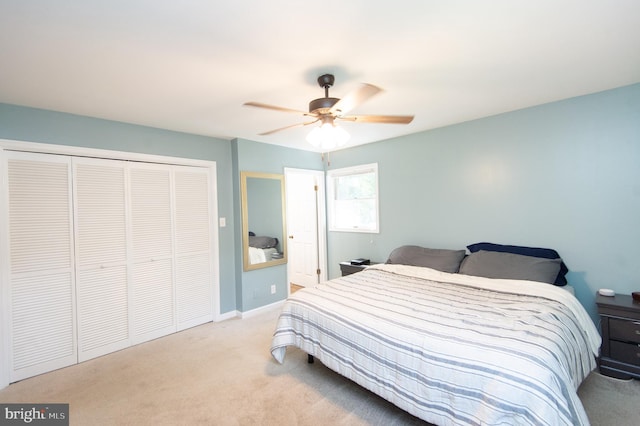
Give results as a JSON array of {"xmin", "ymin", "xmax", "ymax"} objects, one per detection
[
  {"xmin": 339, "ymin": 114, "xmax": 414, "ymax": 124},
  {"xmin": 243, "ymin": 101, "xmax": 309, "ymax": 115},
  {"xmin": 258, "ymin": 119, "xmax": 320, "ymax": 136},
  {"xmin": 329, "ymin": 83, "xmax": 382, "ymax": 116}
]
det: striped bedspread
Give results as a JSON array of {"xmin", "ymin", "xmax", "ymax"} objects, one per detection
[{"xmin": 271, "ymin": 264, "xmax": 601, "ymax": 426}]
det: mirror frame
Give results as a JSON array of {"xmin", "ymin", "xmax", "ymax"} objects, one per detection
[{"xmin": 240, "ymin": 171, "xmax": 287, "ymax": 271}]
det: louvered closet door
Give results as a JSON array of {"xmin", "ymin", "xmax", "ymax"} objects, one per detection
[
  {"xmin": 73, "ymin": 158, "xmax": 130, "ymax": 362},
  {"xmin": 174, "ymin": 167, "xmax": 213, "ymax": 330},
  {"xmin": 5, "ymin": 152, "xmax": 77, "ymax": 382},
  {"xmin": 129, "ymin": 164, "xmax": 175, "ymax": 344}
]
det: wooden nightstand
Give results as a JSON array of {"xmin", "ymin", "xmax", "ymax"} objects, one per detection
[
  {"xmin": 339, "ymin": 261, "xmax": 375, "ymax": 276},
  {"xmin": 596, "ymin": 293, "xmax": 640, "ymax": 379}
]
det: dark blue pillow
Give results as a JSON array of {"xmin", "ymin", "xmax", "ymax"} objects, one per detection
[{"xmin": 466, "ymin": 242, "xmax": 568, "ymax": 286}]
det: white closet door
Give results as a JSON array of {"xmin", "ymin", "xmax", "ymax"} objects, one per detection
[
  {"xmin": 174, "ymin": 167, "xmax": 213, "ymax": 329},
  {"xmin": 5, "ymin": 152, "xmax": 77, "ymax": 382},
  {"xmin": 73, "ymin": 158, "xmax": 130, "ymax": 362},
  {"xmin": 129, "ymin": 164, "xmax": 175, "ymax": 344}
]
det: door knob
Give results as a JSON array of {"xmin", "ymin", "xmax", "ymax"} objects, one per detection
[{"xmin": 288, "ymin": 235, "xmax": 294, "ymax": 239}]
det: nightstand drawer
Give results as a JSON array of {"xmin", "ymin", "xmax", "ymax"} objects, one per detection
[
  {"xmin": 610, "ymin": 318, "xmax": 640, "ymax": 344},
  {"xmin": 597, "ymin": 294, "xmax": 640, "ymax": 379},
  {"xmin": 610, "ymin": 341, "xmax": 640, "ymax": 366}
]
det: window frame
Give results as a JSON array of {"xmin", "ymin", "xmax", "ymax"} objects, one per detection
[{"xmin": 326, "ymin": 163, "xmax": 379, "ymax": 233}]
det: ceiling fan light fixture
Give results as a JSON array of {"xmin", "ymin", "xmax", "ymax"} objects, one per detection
[{"xmin": 306, "ymin": 120, "xmax": 350, "ymax": 150}]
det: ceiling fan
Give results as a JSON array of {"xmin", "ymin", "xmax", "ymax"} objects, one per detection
[{"xmin": 243, "ymin": 74, "xmax": 414, "ymax": 149}]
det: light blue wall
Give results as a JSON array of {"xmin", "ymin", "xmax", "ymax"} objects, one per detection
[
  {"xmin": 0, "ymin": 103, "xmax": 238, "ymax": 314},
  {"xmin": 231, "ymin": 138, "xmax": 322, "ymax": 311},
  {"xmin": 324, "ymin": 83, "xmax": 640, "ymax": 323},
  {"xmin": 3, "ymin": 83, "xmax": 638, "ymax": 321}
]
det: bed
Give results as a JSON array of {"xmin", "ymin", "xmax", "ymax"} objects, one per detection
[{"xmin": 271, "ymin": 244, "xmax": 601, "ymax": 426}]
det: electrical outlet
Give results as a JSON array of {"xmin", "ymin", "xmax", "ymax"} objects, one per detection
[{"xmin": 270, "ymin": 284, "xmax": 276, "ymax": 294}]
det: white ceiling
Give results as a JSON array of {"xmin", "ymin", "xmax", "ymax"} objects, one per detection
[{"xmin": 1, "ymin": 1, "xmax": 639, "ymax": 152}]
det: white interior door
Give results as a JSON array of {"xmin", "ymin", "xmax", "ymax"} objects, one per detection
[
  {"xmin": 4, "ymin": 151, "xmax": 77, "ymax": 382},
  {"xmin": 73, "ymin": 158, "xmax": 130, "ymax": 362},
  {"xmin": 129, "ymin": 164, "xmax": 175, "ymax": 344},
  {"xmin": 285, "ymin": 168, "xmax": 326, "ymax": 288},
  {"xmin": 173, "ymin": 166, "xmax": 213, "ymax": 330}
]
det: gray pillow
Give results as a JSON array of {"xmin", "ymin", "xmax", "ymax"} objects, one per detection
[
  {"xmin": 248, "ymin": 236, "xmax": 278, "ymax": 249},
  {"xmin": 459, "ymin": 250, "xmax": 562, "ymax": 284},
  {"xmin": 386, "ymin": 245, "xmax": 466, "ymax": 273}
]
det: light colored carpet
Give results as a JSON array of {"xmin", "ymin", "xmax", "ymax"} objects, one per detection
[{"xmin": 1, "ymin": 306, "xmax": 638, "ymax": 425}]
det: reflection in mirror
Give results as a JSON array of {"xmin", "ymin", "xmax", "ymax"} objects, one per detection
[{"xmin": 241, "ymin": 171, "xmax": 287, "ymax": 271}]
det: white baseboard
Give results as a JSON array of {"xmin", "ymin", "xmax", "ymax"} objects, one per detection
[
  {"xmin": 240, "ymin": 300, "xmax": 285, "ymax": 319},
  {"xmin": 216, "ymin": 310, "xmax": 240, "ymax": 322}
]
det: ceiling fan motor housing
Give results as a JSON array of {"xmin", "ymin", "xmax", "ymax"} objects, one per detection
[{"xmin": 309, "ymin": 97, "xmax": 339, "ymax": 114}]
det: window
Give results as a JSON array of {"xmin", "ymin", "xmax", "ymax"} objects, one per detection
[{"xmin": 327, "ymin": 163, "xmax": 379, "ymax": 233}]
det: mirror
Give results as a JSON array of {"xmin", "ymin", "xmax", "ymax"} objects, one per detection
[{"xmin": 241, "ymin": 171, "xmax": 287, "ymax": 271}]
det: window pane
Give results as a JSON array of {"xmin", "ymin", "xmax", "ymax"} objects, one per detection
[
  {"xmin": 327, "ymin": 163, "xmax": 379, "ymax": 233},
  {"xmin": 335, "ymin": 172, "xmax": 376, "ymax": 200},
  {"xmin": 334, "ymin": 199, "xmax": 376, "ymax": 230}
]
